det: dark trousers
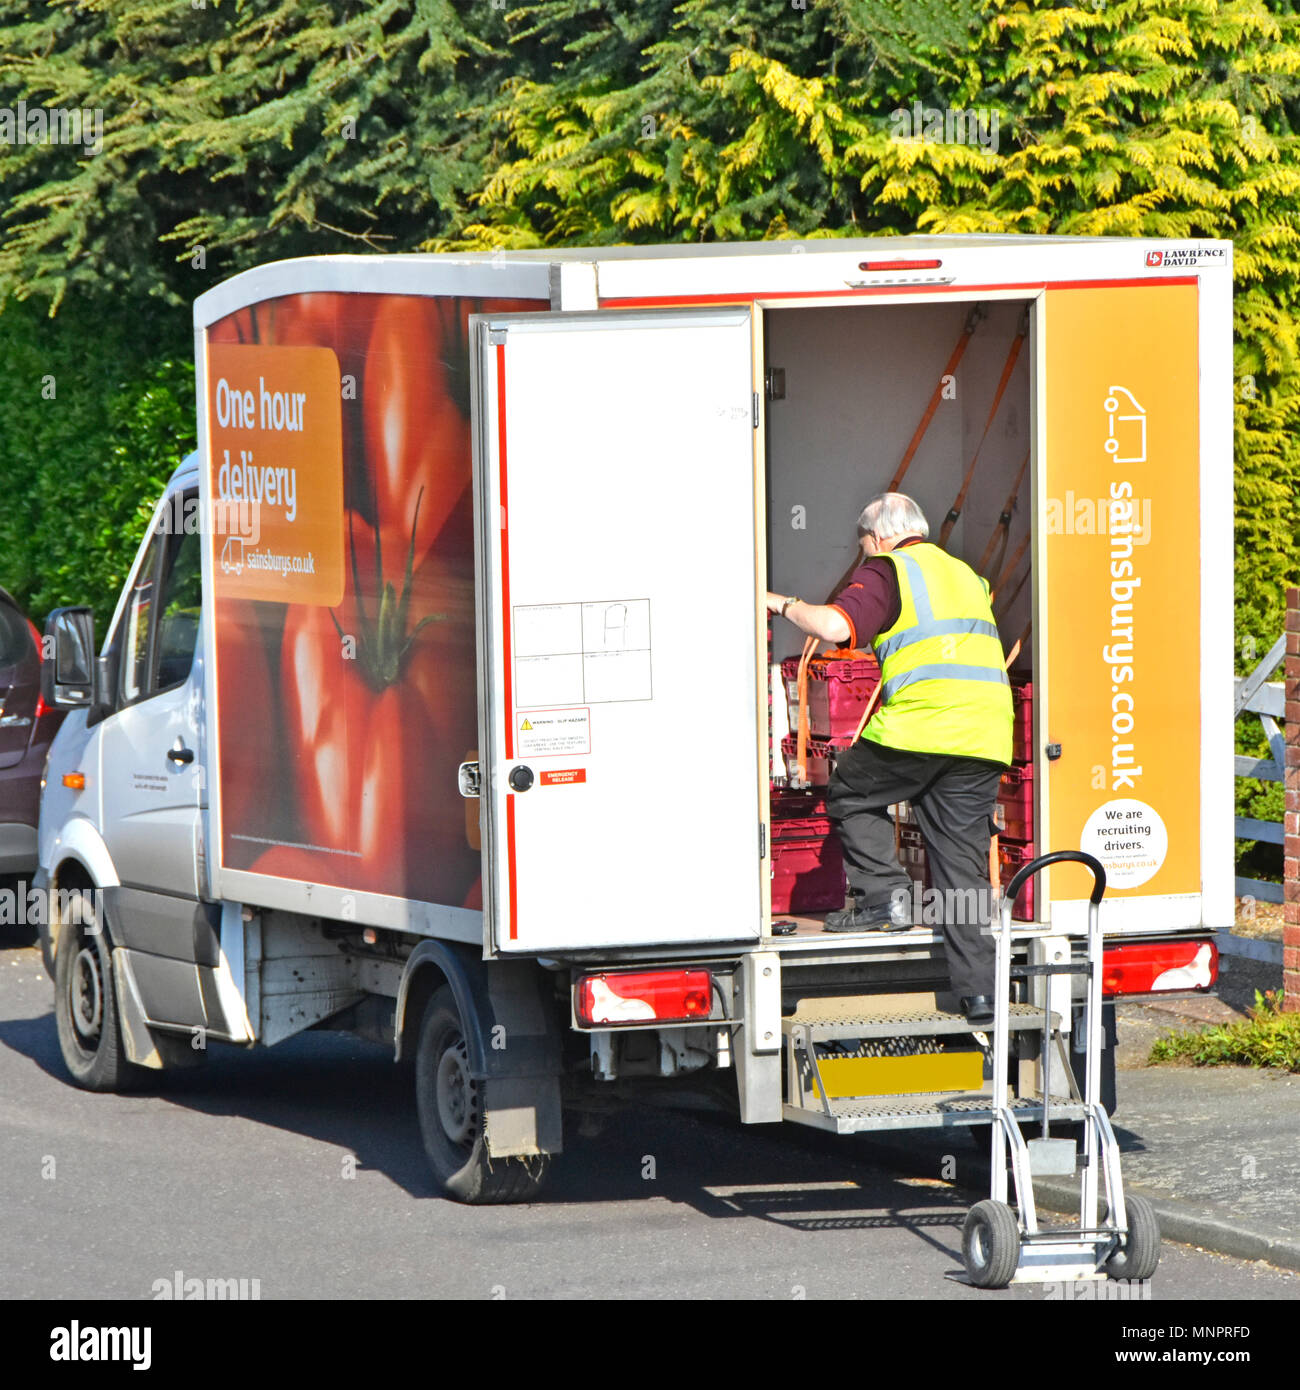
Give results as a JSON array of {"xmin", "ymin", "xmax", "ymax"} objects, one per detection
[{"xmin": 827, "ymin": 740, "xmax": 1003, "ymax": 1000}]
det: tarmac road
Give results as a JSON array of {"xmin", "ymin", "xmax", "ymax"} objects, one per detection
[{"xmin": 1, "ymin": 931, "xmax": 1295, "ymax": 1305}]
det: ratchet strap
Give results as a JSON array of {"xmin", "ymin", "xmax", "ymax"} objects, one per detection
[
  {"xmin": 938, "ymin": 308, "xmax": 1029, "ymax": 548},
  {"xmin": 977, "ymin": 447, "xmax": 1031, "ymax": 579},
  {"xmin": 887, "ymin": 305, "xmax": 985, "ymax": 493}
]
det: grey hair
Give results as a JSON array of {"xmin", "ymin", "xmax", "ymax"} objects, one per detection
[{"xmin": 857, "ymin": 492, "xmax": 930, "ymax": 541}]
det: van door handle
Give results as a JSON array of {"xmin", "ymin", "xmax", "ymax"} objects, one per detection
[{"xmin": 167, "ymin": 741, "xmax": 194, "ymax": 765}]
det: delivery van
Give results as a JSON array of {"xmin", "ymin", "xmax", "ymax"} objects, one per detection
[{"xmin": 36, "ymin": 235, "xmax": 1232, "ymax": 1203}]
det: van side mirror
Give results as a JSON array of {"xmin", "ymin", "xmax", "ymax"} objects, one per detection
[{"xmin": 42, "ymin": 607, "xmax": 98, "ymax": 711}]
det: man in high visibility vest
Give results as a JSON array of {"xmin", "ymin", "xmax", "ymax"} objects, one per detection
[{"xmin": 767, "ymin": 492, "xmax": 1012, "ymax": 1024}]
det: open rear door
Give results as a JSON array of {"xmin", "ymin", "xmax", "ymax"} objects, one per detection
[{"xmin": 473, "ymin": 308, "xmax": 763, "ymax": 953}]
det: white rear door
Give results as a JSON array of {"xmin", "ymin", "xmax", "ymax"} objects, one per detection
[{"xmin": 473, "ymin": 308, "xmax": 763, "ymax": 953}]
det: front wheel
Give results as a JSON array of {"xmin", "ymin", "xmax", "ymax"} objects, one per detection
[
  {"xmin": 414, "ymin": 985, "xmax": 549, "ymax": 1204},
  {"xmin": 962, "ymin": 1199, "xmax": 1021, "ymax": 1288},
  {"xmin": 53, "ymin": 895, "xmax": 140, "ymax": 1092}
]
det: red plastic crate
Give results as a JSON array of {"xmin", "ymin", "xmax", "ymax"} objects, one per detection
[
  {"xmin": 771, "ymin": 787, "xmax": 830, "ymax": 821},
  {"xmin": 995, "ymin": 762, "xmax": 1034, "ymax": 840},
  {"xmin": 781, "ymin": 735, "xmax": 850, "ymax": 788},
  {"xmin": 1010, "ymin": 677, "xmax": 1033, "ymax": 763},
  {"xmin": 770, "ymin": 824, "xmax": 846, "ymax": 914},
  {"xmin": 998, "ymin": 837, "xmax": 1036, "ymax": 922},
  {"xmin": 781, "ymin": 653, "xmax": 881, "ymax": 740}
]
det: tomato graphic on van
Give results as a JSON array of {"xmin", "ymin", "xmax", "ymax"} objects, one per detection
[{"xmin": 1104, "ymin": 385, "xmax": 1147, "ymax": 464}]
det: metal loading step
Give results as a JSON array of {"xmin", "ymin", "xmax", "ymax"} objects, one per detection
[{"xmin": 781, "ymin": 1003, "xmax": 1087, "ymax": 1136}]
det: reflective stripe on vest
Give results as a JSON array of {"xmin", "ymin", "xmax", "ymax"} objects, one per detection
[{"xmin": 860, "ymin": 543, "xmax": 1013, "ymax": 764}]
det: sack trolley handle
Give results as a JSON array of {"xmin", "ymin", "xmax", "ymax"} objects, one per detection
[{"xmin": 1003, "ymin": 848, "xmax": 1106, "ymax": 911}]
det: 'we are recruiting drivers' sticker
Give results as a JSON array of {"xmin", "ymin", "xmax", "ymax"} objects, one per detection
[{"xmin": 1080, "ymin": 798, "xmax": 1169, "ymax": 890}]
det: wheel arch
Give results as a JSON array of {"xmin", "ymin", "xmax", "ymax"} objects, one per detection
[{"xmin": 397, "ymin": 941, "xmax": 564, "ymax": 1161}]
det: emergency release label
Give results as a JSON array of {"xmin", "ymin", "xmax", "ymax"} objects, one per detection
[{"xmin": 517, "ymin": 708, "xmax": 591, "ymax": 758}]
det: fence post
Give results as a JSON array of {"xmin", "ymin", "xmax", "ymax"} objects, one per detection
[{"xmin": 1286, "ymin": 585, "xmax": 1300, "ymax": 1011}]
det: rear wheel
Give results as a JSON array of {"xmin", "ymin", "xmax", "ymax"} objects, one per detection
[
  {"xmin": 414, "ymin": 985, "xmax": 549, "ymax": 1204},
  {"xmin": 53, "ymin": 894, "xmax": 140, "ymax": 1092},
  {"xmin": 1103, "ymin": 1194, "xmax": 1160, "ymax": 1281}
]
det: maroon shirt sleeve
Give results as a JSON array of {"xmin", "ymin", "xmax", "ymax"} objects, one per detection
[{"xmin": 829, "ymin": 557, "xmax": 901, "ymax": 650}]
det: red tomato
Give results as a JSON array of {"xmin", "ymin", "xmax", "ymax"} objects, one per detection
[
  {"xmin": 214, "ymin": 597, "xmax": 286, "ymax": 869},
  {"xmin": 275, "ymin": 505, "xmax": 480, "ymax": 906},
  {"xmin": 362, "ymin": 296, "xmax": 472, "ymax": 577}
]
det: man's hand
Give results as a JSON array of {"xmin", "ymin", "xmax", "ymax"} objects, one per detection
[{"xmin": 765, "ymin": 591, "xmax": 851, "ymax": 644}]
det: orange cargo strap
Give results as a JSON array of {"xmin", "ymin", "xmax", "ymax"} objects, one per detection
[
  {"xmin": 994, "ymin": 562, "xmax": 1031, "ymax": 623},
  {"xmin": 796, "ymin": 639, "xmax": 875, "ymax": 783},
  {"xmin": 794, "ymin": 634, "xmax": 818, "ymax": 786},
  {"xmin": 887, "ymin": 304, "xmax": 985, "ymax": 493},
  {"xmin": 977, "ymin": 447, "xmax": 1031, "ymax": 580},
  {"xmin": 938, "ymin": 309, "xmax": 1029, "ymax": 548},
  {"xmin": 990, "ymin": 532, "xmax": 1029, "ymax": 606}
]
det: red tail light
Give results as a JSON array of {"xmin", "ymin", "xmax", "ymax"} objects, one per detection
[
  {"xmin": 576, "ymin": 970, "xmax": 713, "ymax": 1026},
  {"xmin": 1102, "ymin": 939, "xmax": 1218, "ymax": 998},
  {"xmin": 857, "ymin": 259, "xmax": 944, "ymax": 272}
]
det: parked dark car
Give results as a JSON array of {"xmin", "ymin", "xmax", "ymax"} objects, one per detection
[{"xmin": 0, "ymin": 586, "xmax": 66, "ymax": 877}]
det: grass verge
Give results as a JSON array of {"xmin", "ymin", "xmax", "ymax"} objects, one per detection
[{"xmin": 1148, "ymin": 992, "xmax": 1300, "ymax": 1072}]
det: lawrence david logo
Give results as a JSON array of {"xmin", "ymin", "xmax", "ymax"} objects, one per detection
[{"xmin": 1143, "ymin": 245, "xmax": 1226, "ymax": 270}]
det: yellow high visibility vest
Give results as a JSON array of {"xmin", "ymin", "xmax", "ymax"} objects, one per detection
[{"xmin": 859, "ymin": 542, "xmax": 1013, "ymax": 764}]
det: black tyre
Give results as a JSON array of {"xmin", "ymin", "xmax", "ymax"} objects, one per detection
[
  {"xmin": 962, "ymin": 1199, "xmax": 1021, "ymax": 1288},
  {"xmin": 414, "ymin": 985, "xmax": 549, "ymax": 1204},
  {"xmin": 53, "ymin": 894, "xmax": 141, "ymax": 1092},
  {"xmin": 1103, "ymin": 1194, "xmax": 1160, "ymax": 1282}
]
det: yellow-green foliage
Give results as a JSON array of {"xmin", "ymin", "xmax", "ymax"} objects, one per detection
[
  {"xmin": 1149, "ymin": 991, "xmax": 1300, "ymax": 1070},
  {"xmin": 440, "ymin": 0, "xmax": 1300, "ymax": 655}
]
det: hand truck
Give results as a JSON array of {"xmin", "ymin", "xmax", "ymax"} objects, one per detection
[{"xmin": 959, "ymin": 850, "xmax": 1161, "ymax": 1288}]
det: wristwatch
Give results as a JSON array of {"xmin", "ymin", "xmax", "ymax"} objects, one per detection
[{"xmin": 780, "ymin": 595, "xmax": 800, "ymax": 617}]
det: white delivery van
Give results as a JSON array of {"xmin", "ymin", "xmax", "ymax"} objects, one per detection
[{"xmin": 37, "ymin": 234, "xmax": 1232, "ymax": 1202}]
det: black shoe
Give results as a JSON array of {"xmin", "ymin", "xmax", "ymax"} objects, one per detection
[
  {"xmin": 961, "ymin": 995, "xmax": 995, "ymax": 1026},
  {"xmin": 823, "ymin": 899, "xmax": 913, "ymax": 934}
]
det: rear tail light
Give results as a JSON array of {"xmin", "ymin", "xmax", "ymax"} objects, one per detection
[
  {"xmin": 576, "ymin": 969, "xmax": 713, "ymax": 1026},
  {"xmin": 856, "ymin": 258, "xmax": 944, "ymax": 272},
  {"xmin": 1102, "ymin": 939, "xmax": 1218, "ymax": 998}
]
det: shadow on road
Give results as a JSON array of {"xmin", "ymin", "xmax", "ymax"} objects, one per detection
[{"xmin": 0, "ymin": 998, "xmax": 998, "ymax": 1261}]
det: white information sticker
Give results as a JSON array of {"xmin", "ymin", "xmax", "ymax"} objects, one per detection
[{"xmin": 517, "ymin": 708, "xmax": 592, "ymax": 759}]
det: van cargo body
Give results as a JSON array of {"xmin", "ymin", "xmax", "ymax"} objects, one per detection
[{"xmin": 37, "ymin": 235, "xmax": 1233, "ymax": 1201}]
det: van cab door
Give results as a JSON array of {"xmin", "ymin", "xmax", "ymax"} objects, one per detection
[
  {"xmin": 99, "ymin": 491, "xmax": 205, "ymax": 900},
  {"xmin": 95, "ymin": 487, "xmax": 215, "ymax": 1030}
]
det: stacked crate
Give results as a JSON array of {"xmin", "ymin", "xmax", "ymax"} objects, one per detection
[
  {"xmin": 769, "ymin": 789, "xmax": 845, "ymax": 914},
  {"xmin": 996, "ymin": 675, "xmax": 1036, "ymax": 921},
  {"xmin": 769, "ymin": 653, "xmax": 880, "ymax": 914},
  {"xmin": 777, "ymin": 653, "xmax": 879, "ymax": 787}
]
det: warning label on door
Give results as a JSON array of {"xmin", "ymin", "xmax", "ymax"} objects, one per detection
[{"xmin": 517, "ymin": 708, "xmax": 591, "ymax": 758}]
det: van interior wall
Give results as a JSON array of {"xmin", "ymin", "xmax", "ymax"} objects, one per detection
[{"xmin": 764, "ymin": 300, "xmax": 1033, "ymax": 669}]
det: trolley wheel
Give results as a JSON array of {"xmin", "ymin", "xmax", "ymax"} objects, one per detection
[
  {"xmin": 962, "ymin": 1199, "xmax": 1021, "ymax": 1288},
  {"xmin": 1102, "ymin": 1194, "xmax": 1160, "ymax": 1281}
]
